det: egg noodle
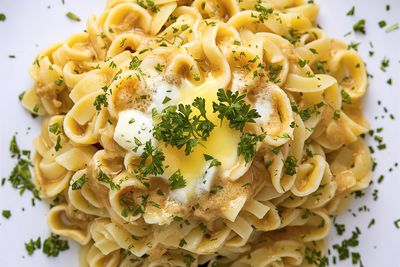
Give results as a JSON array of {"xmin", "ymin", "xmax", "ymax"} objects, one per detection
[{"xmin": 21, "ymin": 0, "xmax": 372, "ymax": 266}]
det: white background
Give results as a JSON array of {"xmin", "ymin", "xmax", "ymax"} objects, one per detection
[{"xmin": 0, "ymin": 0, "xmax": 399, "ymax": 266}]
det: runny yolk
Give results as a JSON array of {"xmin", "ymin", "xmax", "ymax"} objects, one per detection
[{"xmin": 160, "ymin": 80, "xmax": 241, "ymax": 186}]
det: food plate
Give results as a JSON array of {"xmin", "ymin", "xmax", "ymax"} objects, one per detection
[{"xmin": 0, "ymin": 0, "xmax": 399, "ymax": 266}]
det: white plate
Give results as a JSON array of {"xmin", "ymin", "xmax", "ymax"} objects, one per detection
[{"xmin": 0, "ymin": 1, "xmax": 399, "ymax": 266}]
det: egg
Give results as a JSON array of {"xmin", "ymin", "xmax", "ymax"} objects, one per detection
[
  {"xmin": 146, "ymin": 74, "xmax": 180, "ymax": 113},
  {"xmin": 254, "ymin": 96, "xmax": 273, "ymax": 124},
  {"xmin": 160, "ymin": 80, "xmax": 241, "ymax": 203},
  {"xmin": 113, "ymin": 109, "xmax": 155, "ymax": 156},
  {"xmin": 140, "ymin": 55, "xmax": 181, "ymax": 113},
  {"xmin": 114, "ymin": 78, "xmax": 241, "ymax": 204}
]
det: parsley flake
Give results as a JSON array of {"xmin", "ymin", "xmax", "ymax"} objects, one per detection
[
  {"xmin": 71, "ymin": 174, "xmax": 88, "ymax": 190},
  {"xmin": 283, "ymin": 156, "xmax": 297, "ymax": 176},
  {"xmin": 353, "ymin": 19, "xmax": 366, "ymax": 34},
  {"xmin": 98, "ymin": 169, "xmax": 120, "ymax": 190},
  {"xmin": 66, "ymin": 12, "xmax": 81, "ymax": 22},
  {"xmin": 169, "ymin": 170, "xmax": 186, "ymax": 190},
  {"xmin": 238, "ymin": 132, "xmax": 265, "ymax": 163},
  {"xmin": 2, "ymin": 210, "xmax": 11, "ymax": 219},
  {"xmin": 25, "ymin": 237, "xmax": 41, "ymax": 256},
  {"xmin": 213, "ymin": 89, "xmax": 260, "ymax": 132},
  {"xmin": 43, "ymin": 234, "xmax": 69, "ymax": 257}
]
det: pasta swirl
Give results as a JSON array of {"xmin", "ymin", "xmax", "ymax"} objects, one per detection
[{"xmin": 21, "ymin": 0, "xmax": 372, "ymax": 266}]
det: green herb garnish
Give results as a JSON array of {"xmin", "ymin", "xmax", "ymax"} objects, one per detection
[
  {"xmin": 8, "ymin": 136, "xmax": 39, "ymax": 198},
  {"xmin": 283, "ymin": 156, "xmax": 298, "ymax": 176},
  {"xmin": 98, "ymin": 169, "xmax": 120, "ymax": 190},
  {"xmin": 386, "ymin": 23, "xmax": 399, "ymax": 33},
  {"xmin": 238, "ymin": 132, "xmax": 265, "ymax": 163},
  {"xmin": 66, "ymin": 12, "xmax": 81, "ymax": 22},
  {"xmin": 2, "ymin": 210, "xmax": 11, "ymax": 219},
  {"xmin": 71, "ymin": 174, "xmax": 88, "ymax": 190},
  {"xmin": 43, "ymin": 234, "xmax": 69, "ymax": 257},
  {"xmin": 183, "ymin": 253, "xmax": 195, "ymax": 267},
  {"xmin": 213, "ymin": 89, "xmax": 260, "ymax": 132},
  {"xmin": 346, "ymin": 6, "xmax": 355, "ymax": 16},
  {"xmin": 353, "ymin": 19, "xmax": 366, "ymax": 34},
  {"xmin": 169, "ymin": 170, "xmax": 186, "ymax": 190},
  {"xmin": 341, "ymin": 90, "xmax": 352, "ymax": 104},
  {"xmin": 25, "ymin": 237, "xmax": 41, "ymax": 255},
  {"xmin": 154, "ymin": 98, "xmax": 215, "ymax": 155}
]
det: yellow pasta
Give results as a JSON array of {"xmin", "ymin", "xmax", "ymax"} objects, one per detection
[{"xmin": 21, "ymin": 0, "xmax": 372, "ymax": 266}]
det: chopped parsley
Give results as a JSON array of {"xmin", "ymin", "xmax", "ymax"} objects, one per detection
[
  {"xmin": 298, "ymin": 58, "xmax": 308, "ymax": 68},
  {"xmin": 394, "ymin": 219, "xmax": 400, "ymax": 229},
  {"xmin": 368, "ymin": 218, "xmax": 375, "ymax": 228},
  {"xmin": 213, "ymin": 89, "xmax": 260, "ymax": 132},
  {"xmin": 153, "ymin": 98, "xmax": 215, "ymax": 155},
  {"xmin": 93, "ymin": 93, "xmax": 108, "ymax": 111},
  {"xmin": 66, "ymin": 12, "xmax": 81, "ymax": 22},
  {"xmin": 210, "ymin": 185, "xmax": 223, "ymax": 195},
  {"xmin": 332, "ymin": 227, "xmax": 361, "ymax": 262},
  {"xmin": 120, "ymin": 194, "xmax": 150, "ymax": 217},
  {"xmin": 304, "ymin": 247, "xmax": 328, "ymax": 267},
  {"xmin": 283, "ymin": 156, "xmax": 297, "ymax": 176},
  {"xmin": 2, "ymin": 210, "xmax": 11, "ymax": 219},
  {"xmin": 98, "ymin": 169, "xmax": 120, "ymax": 190},
  {"xmin": 7, "ymin": 136, "xmax": 39, "ymax": 199},
  {"xmin": 183, "ymin": 253, "xmax": 195, "ymax": 267},
  {"xmin": 55, "ymin": 77, "xmax": 64, "ymax": 86},
  {"xmin": 334, "ymin": 223, "xmax": 346, "ymax": 236},
  {"xmin": 172, "ymin": 215, "xmax": 183, "ymax": 222},
  {"xmin": 284, "ymin": 28, "xmax": 301, "ymax": 45},
  {"xmin": 48, "ymin": 123, "xmax": 61, "ymax": 135},
  {"xmin": 43, "ymin": 234, "xmax": 69, "ymax": 257},
  {"xmin": 138, "ymin": 0, "xmax": 159, "ymax": 13},
  {"xmin": 353, "ymin": 19, "xmax": 366, "ymax": 34},
  {"xmin": 181, "ymin": 24, "xmax": 189, "ymax": 31},
  {"xmin": 179, "ymin": 238, "xmax": 187, "ymax": 247},
  {"xmin": 378, "ymin": 20, "xmax": 387, "ymax": 28},
  {"xmin": 254, "ymin": 4, "xmax": 273, "ymax": 23},
  {"xmin": 346, "ymin": 6, "xmax": 355, "ymax": 16},
  {"xmin": 25, "ymin": 237, "xmax": 41, "ymax": 255},
  {"xmin": 154, "ymin": 63, "xmax": 165, "ymax": 72},
  {"xmin": 162, "ymin": 96, "xmax": 171, "ymax": 104},
  {"xmin": 380, "ymin": 57, "xmax": 389, "ymax": 72},
  {"xmin": 341, "ymin": 90, "xmax": 352, "ymax": 104},
  {"xmin": 18, "ymin": 91, "xmax": 25, "ymax": 101},
  {"xmin": 348, "ymin": 42, "xmax": 360, "ymax": 51},
  {"xmin": 386, "ymin": 23, "xmax": 399, "ymax": 33},
  {"xmin": 291, "ymin": 102, "xmax": 325, "ymax": 121},
  {"xmin": 71, "ymin": 174, "xmax": 88, "ymax": 190},
  {"xmin": 266, "ymin": 64, "xmax": 283, "ymax": 83},
  {"xmin": 203, "ymin": 154, "xmax": 221, "ymax": 168},
  {"xmin": 333, "ymin": 110, "xmax": 341, "ymax": 120},
  {"xmin": 129, "ymin": 56, "xmax": 142, "ymax": 70},
  {"xmin": 54, "ymin": 135, "xmax": 62, "ymax": 151},
  {"xmin": 238, "ymin": 132, "xmax": 265, "ymax": 163},
  {"xmin": 134, "ymin": 140, "xmax": 165, "ymax": 187},
  {"xmin": 169, "ymin": 170, "xmax": 186, "ymax": 190}
]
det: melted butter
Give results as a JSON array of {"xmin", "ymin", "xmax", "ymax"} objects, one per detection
[{"xmin": 160, "ymin": 80, "xmax": 241, "ymax": 201}]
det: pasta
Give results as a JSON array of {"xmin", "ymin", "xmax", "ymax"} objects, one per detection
[{"xmin": 21, "ymin": 0, "xmax": 372, "ymax": 266}]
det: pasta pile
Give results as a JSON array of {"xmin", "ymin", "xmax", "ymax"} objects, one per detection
[{"xmin": 21, "ymin": 0, "xmax": 372, "ymax": 266}]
